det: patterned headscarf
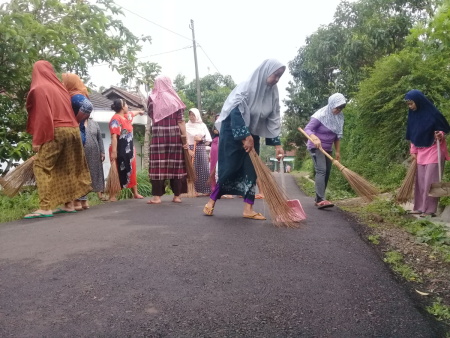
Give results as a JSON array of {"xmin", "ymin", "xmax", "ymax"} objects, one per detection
[
  {"xmin": 311, "ymin": 93, "xmax": 346, "ymax": 139},
  {"xmin": 216, "ymin": 59, "xmax": 285, "ymax": 138},
  {"xmin": 405, "ymin": 89, "xmax": 450, "ymax": 147},
  {"xmin": 62, "ymin": 73, "xmax": 89, "ymax": 97},
  {"xmin": 149, "ymin": 75, "xmax": 186, "ymax": 123}
]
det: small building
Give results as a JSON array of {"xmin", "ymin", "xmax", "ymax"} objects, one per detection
[{"xmin": 89, "ymin": 88, "xmax": 147, "ymax": 179}]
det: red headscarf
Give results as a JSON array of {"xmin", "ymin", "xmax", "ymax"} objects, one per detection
[
  {"xmin": 149, "ymin": 75, "xmax": 186, "ymax": 123},
  {"xmin": 26, "ymin": 61, "xmax": 77, "ymax": 145}
]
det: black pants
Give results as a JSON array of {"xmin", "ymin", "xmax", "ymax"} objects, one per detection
[{"xmin": 151, "ymin": 178, "xmax": 187, "ymax": 197}]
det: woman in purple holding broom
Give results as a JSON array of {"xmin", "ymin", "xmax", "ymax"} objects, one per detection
[{"xmin": 304, "ymin": 93, "xmax": 347, "ymax": 209}]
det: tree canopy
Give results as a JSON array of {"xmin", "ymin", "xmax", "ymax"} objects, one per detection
[{"xmin": 0, "ymin": 0, "xmax": 151, "ymax": 173}]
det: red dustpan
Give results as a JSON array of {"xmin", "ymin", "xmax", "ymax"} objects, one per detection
[{"xmin": 278, "ymin": 160, "xmax": 306, "ymax": 222}]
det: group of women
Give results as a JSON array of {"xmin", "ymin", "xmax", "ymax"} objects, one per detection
[{"xmin": 23, "ymin": 58, "xmax": 450, "ymax": 221}]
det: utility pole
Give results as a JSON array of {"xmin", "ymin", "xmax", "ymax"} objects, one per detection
[{"xmin": 189, "ymin": 19, "xmax": 202, "ymax": 112}]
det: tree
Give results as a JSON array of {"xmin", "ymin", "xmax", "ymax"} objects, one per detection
[
  {"xmin": 284, "ymin": 0, "xmax": 438, "ymax": 155},
  {"xmin": 185, "ymin": 73, "xmax": 235, "ymax": 129},
  {"xmin": 0, "ymin": 0, "xmax": 151, "ymax": 174}
]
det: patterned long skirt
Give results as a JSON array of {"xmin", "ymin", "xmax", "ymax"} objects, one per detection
[
  {"xmin": 34, "ymin": 127, "xmax": 92, "ymax": 209},
  {"xmin": 149, "ymin": 115, "xmax": 186, "ymax": 180},
  {"xmin": 210, "ymin": 115, "xmax": 260, "ymax": 204},
  {"xmin": 190, "ymin": 143, "xmax": 211, "ymax": 194}
]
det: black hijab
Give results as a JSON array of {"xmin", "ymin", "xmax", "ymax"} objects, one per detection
[{"xmin": 405, "ymin": 89, "xmax": 450, "ymax": 147}]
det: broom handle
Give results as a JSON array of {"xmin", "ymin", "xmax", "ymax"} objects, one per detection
[
  {"xmin": 298, "ymin": 127, "xmax": 335, "ymax": 161},
  {"xmin": 437, "ymin": 137, "xmax": 442, "ymax": 182}
]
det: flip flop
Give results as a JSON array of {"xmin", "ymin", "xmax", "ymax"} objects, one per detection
[
  {"xmin": 255, "ymin": 194, "xmax": 265, "ymax": 199},
  {"xmin": 203, "ymin": 204, "xmax": 214, "ymax": 216},
  {"xmin": 24, "ymin": 212, "xmax": 54, "ymax": 219},
  {"xmin": 407, "ymin": 210, "xmax": 422, "ymax": 215},
  {"xmin": 315, "ymin": 201, "xmax": 334, "ymax": 209},
  {"xmin": 243, "ymin": 212, "xmax": 266, "ymax": 220},
  {"xmin": 53, "ymin": 208, "xmax": 77, "ymax": 214}
]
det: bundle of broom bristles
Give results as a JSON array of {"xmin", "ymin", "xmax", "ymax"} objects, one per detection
[{"xmin": 0, "ymin": 157, "xmax": 36, "ymax": 197}]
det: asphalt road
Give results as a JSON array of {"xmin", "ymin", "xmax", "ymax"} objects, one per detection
[{"xmin": 0, "ymin": 174, "xmax": 441, "ymax": 337}]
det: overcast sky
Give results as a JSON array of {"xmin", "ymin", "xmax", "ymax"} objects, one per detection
[{"xmin": 87, "ymin": 0, "xmax": 352, "ymax": 109}]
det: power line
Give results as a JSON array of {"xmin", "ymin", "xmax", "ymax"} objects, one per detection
[
  {"xmin": 198, "ymin": 44, "xmax": 221, "ymax": 75},
  {"xmin": 116, "ymin": 4, "xmax": 192, "ymax": 41},
  {"xmin": 89, "ymin": 45, "xmax": 193, "ymax": 68}
]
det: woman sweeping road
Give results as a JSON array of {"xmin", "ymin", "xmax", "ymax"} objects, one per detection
[
  {"xmin": 303, "ymin": 93, "xmax": 347, "ymax": 209},
  {"xmin": 405, "ymin": 89, "xmax": 450, "ymax": 217},
  {"xmin": 24, "ymin": 61, "xmax": 91, "ymax": 218},
  {"xmin": 203, "ymin": 59, "xmax": 285, "ymax": 220}
]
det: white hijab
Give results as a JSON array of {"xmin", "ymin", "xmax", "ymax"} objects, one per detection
[
  {"xmin": 186, "ymin": 108, "xmax": 212, "ymax": 145},
  {"xmin": 215, "ymin": 59, "xmax": 285, "ymax": 138},
  {"xmin": 311, "ymin": 93, "xmax": 346, "ymax": 138}
]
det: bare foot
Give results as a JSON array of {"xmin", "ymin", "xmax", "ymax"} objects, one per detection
[
  {"xmin": 81, "ymin": 200, "xmax": 89, "ymax": 209},
  {"xmin": 109, "ymin": 197, "xmax": 117, "ymax": 202},
  {"xmin": 134, "ymin": 194, "xmax": 144, "ymax": 199},
  {"xmin": 147, "ymin": 197, "xmax": 161, "ymax": 204},
  {"xmin": 172, "ymin": 196, "xmax": 182, "ymax": 203}
]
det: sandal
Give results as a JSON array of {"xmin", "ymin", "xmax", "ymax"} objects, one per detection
[
  {"xmin": 243, "ymin": 212, "xmax": 266, "ymax": 220},
  {"xmin": 420, "ymin": 213, "xmax": 436, "ymax": 218},
  {"xmin": 315, "ymin": 200, "xmax": 334, "ymax": 209},
  {"xmin": 203, "ymin": 204, "xmax": 214, "ymax": 216}
]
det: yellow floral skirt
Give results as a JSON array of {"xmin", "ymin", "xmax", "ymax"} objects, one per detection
[{"xmin": 34, "ymin": 127, "xmax": 92, "ymax": 209}]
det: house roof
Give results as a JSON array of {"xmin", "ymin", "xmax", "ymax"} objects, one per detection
[
  {"xmin": 89, "ymin": 91, "xmax": 113, "ymax": 110},
  {"xmin": 101, "ymin": 86, "xmax": 146, "ymax": 110}
]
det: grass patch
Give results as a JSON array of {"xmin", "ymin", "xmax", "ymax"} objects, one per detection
[
  {"xmin": 427, "ymin": 298, "xmax": 450, "ymax": 322},
  {"xmin": 367, "ymin": 234, "xmax": 380, "ymax": 245},
  {"xmin": 383, "ymin": 251, "xmax": 422, "ymax": 282}
]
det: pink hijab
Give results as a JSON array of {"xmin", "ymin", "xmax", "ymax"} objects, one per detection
[{"xmin": 149, "ymin": 75, "xmax": 186, "ymax": 123}]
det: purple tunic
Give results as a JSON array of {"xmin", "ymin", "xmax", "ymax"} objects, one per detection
[{"xmin": 304, "ymin": 117, "xmax": 338, "ymax": 151}]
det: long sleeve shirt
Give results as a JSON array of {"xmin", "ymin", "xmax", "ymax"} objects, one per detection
[
  {"xmin": 304, "ymin": 117, "xmax": 338, "ymax": 151},
  {"xmin": 410, "ymin": 139, "xmax": 450, "ymax": 165}
]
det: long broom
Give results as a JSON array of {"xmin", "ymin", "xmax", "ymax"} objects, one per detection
[
  {"xmin": 396, "ymin": 158, "xmax": 417, "ymax": 204},
  {"xmin": 180, "ymin": 135, "xmax": 196, "ymax": 197},
  {"xmin": 105, "ymin": 160, "xmax": 121, "ymax": 200},
  {"xmin": 0, "ymin": 156, "xmax": 36, "ymax": 197},
  {"xmin": 298, "ymin": 128, "xmax": 379, "ymax": 201},
  {"xmin": 249, "ymin": 149, "xmax": 301, "ymax": 228}
]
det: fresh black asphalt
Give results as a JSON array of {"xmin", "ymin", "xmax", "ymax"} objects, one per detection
[{"xmin": 0, "ymin": 174, "xmax": 441, "ymax": 337}]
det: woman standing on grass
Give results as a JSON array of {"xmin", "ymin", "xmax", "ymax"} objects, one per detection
[
  {"xmin": 405, "ymin": 89, "xmax": 450, "ymax": 217},
  {"xmin": 147, "ymin": 75, "xmax": 187, "ymax": 204},
  {"xmin": 186, "ymin": 108, "xmax": 212, "ymax": 196},
  {"xmin": 303, "ymin": 93, "xmax": 347, "ymax": 209},
  {"xmin": 203, "ymin": 59, "xmax": 285, "ymax": 220},
  {"xmin": 24, "ymin": 60, "xmax": 91, "ymax": 218},
  {"xmin": 108, "ymin": 99, "xmax": 144, "ymax": 201}
]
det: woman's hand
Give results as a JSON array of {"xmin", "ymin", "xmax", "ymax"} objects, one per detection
[
  {"xmin": 335, "ymin": 151, "xmax": 341, "ymax": 162},
  {"xmin": 242, "ymin": 135, "xmax": 254, "ymax": 153},
  {"xmin": 189, "ymin": 149, "xmax": 195, "ymax": 157},
  {"xmin": 213, "ymin": 129, "xmax": 219, "ymax": 135},
  {"xmin": 182, "ymin": 144, "xmax": 188, "ymax": 150},
  {"xmin": 411, "ymin": 153, "xmax": 417, "ymax": 160},
  {"xmin": 101, "ymin": 154, "xmax": 105, "ymax": 162},
  {"xmin": 309, "ymin": 134, "xmax": 322, "ymax": 148},
  {"xmin": 32, "ymin": 144, "xmax": 41, "ymax": 153},
  {"xmin": 275, "ymin": 145, "xmax": 285, "ymax": 160},
  {"xmin": 435, "ymin": 131, "xmax": 444, "ymax": 141},
  {"xmin": 110, "ymin": 151, "xmax": 117, "ymax": 161},
  {"xmin": 194, "ymin": 135, "xmax": 203, "ymax": 142}
]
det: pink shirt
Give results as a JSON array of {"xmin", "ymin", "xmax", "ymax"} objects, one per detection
[{"xmin": 410, "ymin": 138, "xmax": 450, "ymax": 165}]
